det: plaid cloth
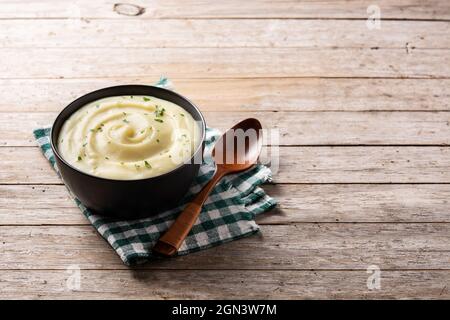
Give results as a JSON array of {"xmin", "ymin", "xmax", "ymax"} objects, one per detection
[{"xmin": 32, "ymin": 78, "xmax": 276, "ymax": 265}]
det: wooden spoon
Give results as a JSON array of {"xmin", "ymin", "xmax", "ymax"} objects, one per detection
[{"xmin": 153, "ymin": 118, "xmax": 263, "ymax": 256}]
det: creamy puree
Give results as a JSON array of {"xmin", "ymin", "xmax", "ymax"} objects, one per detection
[{"xmin": 58, "ymin": 95, "xmax": 200, "ymax": 180}]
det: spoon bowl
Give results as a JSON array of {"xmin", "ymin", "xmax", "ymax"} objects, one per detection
[{"xmin": 212, "ymin": 118, "xmax": 263, "ymax": 171}]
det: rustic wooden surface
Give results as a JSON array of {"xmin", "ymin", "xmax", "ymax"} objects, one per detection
[{"xmin": 0, "ymin": 0, "xmax": 449, "ymax": 299}]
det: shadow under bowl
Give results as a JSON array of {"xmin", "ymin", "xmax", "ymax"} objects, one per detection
[{"xmin": 50, "ymin": 85, "xmax": 206, "ymax": 219}]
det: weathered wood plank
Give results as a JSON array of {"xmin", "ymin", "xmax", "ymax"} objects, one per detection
[
  {"xmin": 2, "ymin": 111, "xmax": 450, "ymax": 147},
  {"xmin": 0, "ymin": 185, "xmax": 79, "ymax": 225},
  {"xmin": 1, "ymin": 269, "xmax": 449, "ymax": 299},
  {"xmin": 262, "ymin": 184, "xmax": 450, "ymax": 223},
  {"xmin": 272, "ymin": 146, "xmax": 450, "ymax": 183},
  {"xmin": 1, "ymin": 19, "xmax": 449, "ymax": 49},
  {"xmin": 3, "ymin": 184, "xmax": 450, "ymax": 225},
  {"xmin": 1, "ymin": 224, "xmax": 450, "ymax": 270},
  {"xmin": 2, "ymin": 146, "xmax": 450, "ymax": 184},
  {"xmin": 1, "ymin": 78, "xmax": 448, "ymax": 112},
  {"xmin": 0, "ymin": 0, "xmax": 448, "ymax": 20},
  {"xmin": 0, "ymin": 48, "xmax": 448, "ymax": 79}
]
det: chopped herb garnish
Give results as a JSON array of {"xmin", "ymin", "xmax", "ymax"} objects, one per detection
[
  {"xmin": 154, "ymin": 105, "xmax": 165, "ymax": 117},
  {"xmin": 154, "ymin": 119, "xmax": 163, "ymax": 123},
  {"xmin": 60, "ymin": 139, "xmax": 64, "ymax": 143},
  {"xmin": 143, "ymin": 97, "xmax": 151, "ymax": 102},
  {"xmin": 140, "ymin": 129, "xmax": 145, "ymax": 134},
  {"xmin": 90, "ymin": 126, "xmax": 103, "ymax": 132},
  {"xmin": 180, "ymin": 113, "xmax": 185, "ymax": 117},
  {"xmin": 77, "ymin": 156, "xmax": 82, "ymax": 161},
  {"xmin": 130, "ymin": 95, "xmax": 133, "ymax": 99},
  {"xmin": 156, "ymin": 139, "xmax": 160, "ymax": 143},
  {"xmin": 135, "ymin": 164, "xmax": 140, "ymax": 169},
  {"xmin": 96, "ymin": 105, "xmax": 99, "ymax": 108},
  {"xmin": 82, "ymin": 143, "xmax": 87, "ymax": 147},
  {"xmin": 122, "ymin": 112, "xmax": 127, "ymax": 116},
  {"xmin": 182, "ymin": 134, "xmax": 187, "ymax": 138},
  {"xmin": 123, "ymin": 119, "xmax": 129, "ymax": 123},
  {"xmin": 169, "ymin": 155, "xmax": 172, "ymax": 158},
  {"xmin": 143, "ymin": 113, "xmax": 149, "ymax": 116},
  {"xmin": 105, "ymin": 156, "xmax": 109, "ymax": 160},
  {"xmin": 144, "ymin": 160, "xmax": 152, "ymax": 169}
]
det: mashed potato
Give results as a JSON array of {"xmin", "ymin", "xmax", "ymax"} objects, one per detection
[{"xmin": 58, "ymin": 95, "xmax": 200, "ymax": 180}]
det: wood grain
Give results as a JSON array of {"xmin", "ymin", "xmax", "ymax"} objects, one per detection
[
  {"xmin": 1, "ymin": 224, "xmax": 450, "ymax": 270},
  {"xmin": 1, "ymin": 270, "xmax": 449, "ymax": 299},
  {"xmin": 262, "ymin": 184, "xmax": 450, "ymax": 223},
  {"xmin": 2, "ymin": 146, "xmax": 450, "ymax": 184},
  {"xmin": 0, "ymin": 0, "xmax": 448, "ymax": 20},
  {"xmin": 0, "ymin": 47, "xmax": 449, "ymax": 79},
  {"xmin": 272, "ymin": 146, "xmax": 450, "ymax": 183},
  {"xmin": 3, "ymin": 184, "xmax": 450, "ymax": 225},
  {"xmin": 1, "ymin": 78, "xmax": 449, "ymax": 112},
  {"xmin": 1, "ymin": 19, "xmax": 449, "ymax": 49},
  {"xmin": 2, "ymin": 111, "xmax": 450, "ymax": 146}
]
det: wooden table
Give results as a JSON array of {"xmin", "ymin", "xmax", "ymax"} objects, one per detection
[{"xmin": 0, "ymin": 0, "xmax": 449, "ymax": 299}]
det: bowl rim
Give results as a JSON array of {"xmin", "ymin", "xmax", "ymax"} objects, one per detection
[{"xmin": 50, "ymin": 84, "xmax": 206, "ymax": 183}]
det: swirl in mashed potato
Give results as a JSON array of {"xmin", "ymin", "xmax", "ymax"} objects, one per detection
[{"xmin": 58, "ymin": 95, "xmax": 200, "ymax": 180}]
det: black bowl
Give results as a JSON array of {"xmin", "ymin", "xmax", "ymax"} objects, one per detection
[{"xmin": 51, "ymin": 85, "xmax": 206, "ymax": 219}]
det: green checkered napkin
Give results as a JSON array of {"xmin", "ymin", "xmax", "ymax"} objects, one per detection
[{"xmin": 32, "ymin": 78, "xmax": 276, "ymax": 265}]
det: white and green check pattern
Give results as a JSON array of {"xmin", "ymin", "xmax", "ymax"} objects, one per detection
[{"xmin": 32, "ymin": 78, "xmax": 276, "ymax": 265}]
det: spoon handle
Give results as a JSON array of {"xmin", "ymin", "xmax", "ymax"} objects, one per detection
[{"xmin": 153, "ymin": 167, "xmax": 226, "ymax": 256}]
